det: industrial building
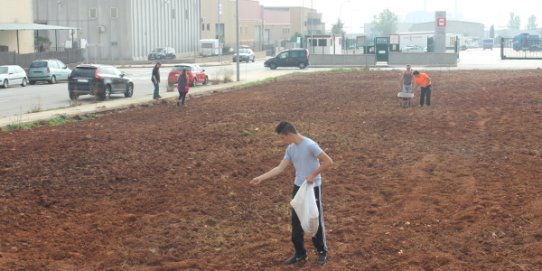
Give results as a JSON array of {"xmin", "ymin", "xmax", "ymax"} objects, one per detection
[{"xmin": 33, "ymin": 0, "xmax": 201, "ymax": 61}]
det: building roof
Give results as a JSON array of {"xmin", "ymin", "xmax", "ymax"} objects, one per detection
[{"xmin": 0, "ymin": 23, "xmax": 77, "ymax": 31}]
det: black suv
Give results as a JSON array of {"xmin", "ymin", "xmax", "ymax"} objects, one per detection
[
  {"xmin": 68, "ymin": 64, "xmax": 134, "ymax": 101},
  {"xmin": 264, "ymin": 48, "xmax": 309, "ymax": 70}
]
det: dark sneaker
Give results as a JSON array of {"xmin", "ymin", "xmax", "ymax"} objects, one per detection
[
  {"xmin": 284, "ymin": 253, "xmax": 307, "ymax": 265},
  {"xmin": 316, "ymin": 251, "xmax": 327, "ymax": 266}
]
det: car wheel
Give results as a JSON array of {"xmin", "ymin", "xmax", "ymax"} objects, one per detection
[
  {"xmin": 299, "ymin": 63, "xmax": 306, "ymax": 69},
  {"xmin": 49, "ymin": 75, "xmax": 57, "ymax": 84},
  {"xmin": 191, "ymin": 78, "xmax": 197, "ymax": 87},
  {"xmin": 124, "ymin": 83, "xmax": 134, "ymax": 97},
  {"xmin": 270, "ymin": 63, "xmax": 277, "ymax": 70},
  {"xmin": 69, "ymin": 91, "xmax": 79, "ymax": 101},
  {"xmin": 203, "ymin": 76, "xmax": 209, "ymax": 85},
  {"xmin": 2, "ymin": 79, "xmax": 8, "ymax": 88},
  {"xmin": 99, "ymin": 85, "xmax": 111, "ymax": 101},
  {"xmin": 252, "ymin": 57, "xmax": 255, "ymax": 62},
  {"xmin": 21, "ymin": 78, "xmax": 27, "ymax": 87},
  {"xmin": 29, "ymin": 80, "xmax": 36, "ymax": 85}
]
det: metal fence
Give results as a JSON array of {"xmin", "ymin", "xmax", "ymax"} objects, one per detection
[
  {"xmin": 0, "ymin": 49, "xmax": 84, "ymax": 69},
  {"xmin": 501, "ymin": 38, "xmax": 542, "ymax": 60}
]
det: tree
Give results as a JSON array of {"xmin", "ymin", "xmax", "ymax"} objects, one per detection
[
  {"xmin": 331, "ymin": 19, "xmax": 345, "ymax": 36},
  {"xmin": 527, "ymin": 15, "xmax": 538, "ymax": 30},
  {"xmin": 489, "ymin": 25, "xmax": 495, "ymax": 38},
  {"xmin": 372, "ymin": 9, "xmax": 398, "ymax": 36},
  {"xmin": 508, "ymin": 13, "xmax": 520, "ymax": 30}
]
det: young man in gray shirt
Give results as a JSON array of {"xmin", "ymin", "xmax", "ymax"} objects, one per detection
[{"xmin": 251, "ymin": 121, "xmax": 334, "ymax": 266}]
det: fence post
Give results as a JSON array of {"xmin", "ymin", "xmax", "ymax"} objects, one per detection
[{"xmin": 501, "ymin": 37, "xmax": 505, "ymax": 60}]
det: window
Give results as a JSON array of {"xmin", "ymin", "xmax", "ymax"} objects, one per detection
[
  {"xmin": 318, "ymin": 39, "xmax": 327, "ymax": 46},
  {"xmin": 89, "ymin": 8, "xmax": 98, "ymax": 19},
  {"xmin": 202, "ymin": 24, "xmax": 205, "ymax": 31},
  {"xmin": 110, "ymin": 7, "xmax": 118, "ymax": 18},
  {"xmin": 278, "ymin": 52, "xmax": 289, "ymax": 59},
  {"xmin": 207, "ymin": 24, "xmax": 210, "ymax": 31},
  {"xmin": 282, "ymin": 28, "xmax": 290, "ymax": 35}
]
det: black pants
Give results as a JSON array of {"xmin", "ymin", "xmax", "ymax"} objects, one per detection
[
  {"xmin": 420, "ymin": 85, "xmax": 432, "ymax": 106},
  {"xmin": 291, "ymin": 184, "xmax": 327, "ymax": 256},
  {"xmin": 177, "ymin": 90, "xmax": 187, "ymax": 105}
]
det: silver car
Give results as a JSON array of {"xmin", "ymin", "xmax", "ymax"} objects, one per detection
[
  {"xmin": 0, "ymin": 65, "xmax": 28, "ymax": 88},
  {"xmin": 28, "ymin": 59, "xmax": 71, "ymax": 84}
]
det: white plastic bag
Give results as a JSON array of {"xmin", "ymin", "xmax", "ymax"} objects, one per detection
[{"xmin": 290, "ymin": 180, "xmax": 319, "ymax": 236}]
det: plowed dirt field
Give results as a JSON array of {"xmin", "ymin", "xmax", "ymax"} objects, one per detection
[{"xmin": 1, "ymin": 70, "xmax": 541, "ymax": 270}]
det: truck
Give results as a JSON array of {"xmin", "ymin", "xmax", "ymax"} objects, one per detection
[
  {"xmin": 199, "ymin": 39, "xmax": 220, "ymax": 56},
  {"xmin": 513, "ymin": 33, "xmax": 541, "ymax": 51}
]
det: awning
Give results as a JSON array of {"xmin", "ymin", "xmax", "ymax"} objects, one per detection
[
  {"xmin": 0, "ymin": 23, "xmax": 78, "ymax": 54},
  {"xmin": 0, "ymin": 23, "xmax": 77, "ymax": 31}
]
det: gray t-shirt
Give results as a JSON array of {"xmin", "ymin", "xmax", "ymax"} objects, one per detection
[{"xmin": 284, "ymin": 137, "xmax": 324, "ymax": 187}]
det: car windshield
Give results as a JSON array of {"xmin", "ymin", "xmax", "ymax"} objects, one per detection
[
  {"xmin": 30, "ymin": 61, "xmax": 48, "ymax": 68},
  {"xmin": 72, "ymin": 67, "xmax": 97, "ymax": 77},
  {"xmin": 173, "ymin": 65, "xmax": 192, "ymax": 71},
  {"xmin": 0, "ymin": 67, "xmax": 7, "ymax": 74},
  {"xmin": 152, "ymin": 48, "xmax": 165, "ymax": 53},
  {"xmin": 239, "ymin": 49, "xmax": 250, "ymax": 54}
]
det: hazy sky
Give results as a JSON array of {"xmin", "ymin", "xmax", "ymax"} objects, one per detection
[{"xmin": 258, "ymin": 0, "xmax": 541, "ymax": 32}]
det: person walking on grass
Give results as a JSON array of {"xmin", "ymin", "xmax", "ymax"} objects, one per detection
[
  {"xmin": 177, "ymin": 69, "xmax": 189, "ymax": 107},
  {"xmin": 413, "ymin": 70, "xmax": 432, "ymax": 106},
  {"xmin": 250, "ymin": 121, "xmax": 334, "ymax": 266},
  {"xmin": 151, "ymin": 62, "xmax": 161, "ymax": 99}
]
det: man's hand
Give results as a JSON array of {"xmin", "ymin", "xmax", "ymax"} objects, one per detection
[
  {"xmin": 250, "ymin": 176, "xmax": 263, "ymax": 185},
  {"xmin": 306, "ymin": 174, "xmax": 315, "ymax": 184}
]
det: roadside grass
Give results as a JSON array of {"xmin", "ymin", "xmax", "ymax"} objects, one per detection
[
  {"xmin": 1, "ymin": 114, "xmax": 94, "ymax": 133},
  {"xmin": 48, "ymin": 114, "xmax": 75, "ymax": 126},
  {"xmin": 233, "ymin": 77, "xmax": 277, "ymax": 90}
]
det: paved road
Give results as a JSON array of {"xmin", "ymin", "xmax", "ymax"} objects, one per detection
[{"xmin": 0, "ymin": 60, "xmax": 270, "ymax": 118}]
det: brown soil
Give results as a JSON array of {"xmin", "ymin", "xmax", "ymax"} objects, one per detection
[{"xmin": 1, "ymin": 70, "xmax": 541, "ymax": 271}]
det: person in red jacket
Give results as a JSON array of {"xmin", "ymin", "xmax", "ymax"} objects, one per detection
[{"xmin": 413, "ymin": 70, "xmax": 432, "ymax": 106}]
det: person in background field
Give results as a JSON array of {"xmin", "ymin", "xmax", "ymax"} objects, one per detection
[
  {"xmin": 413, "ymin": 70, "xmax": 432, "ymax": 106},
  {"xmin": 151, "ymin": 62, "xmax": 161, "ymax": 99},
  {"xmin": 250, "ymin": 121, "xmax": 334, "ymax": 266},
  {"xmin": 400, "ymin": 64, "xmax": 413, "ymax": 94},
  {"xmin": 177, "ymin": 69, "xmax": 189, "ymax": 107}
]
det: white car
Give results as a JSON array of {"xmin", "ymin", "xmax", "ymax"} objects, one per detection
[{"xmin": 0, "ymin": 65, "xmax": 28, "ymax": 88}]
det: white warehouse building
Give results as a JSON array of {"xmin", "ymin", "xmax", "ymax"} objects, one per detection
[{"xmin": 33, "ymin": 0, "xmax": 200, "ymax": 61}]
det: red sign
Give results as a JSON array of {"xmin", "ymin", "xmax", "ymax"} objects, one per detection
[{"xmin": 437, "ymin": 18, "xmax": 446, "ymax": 27}]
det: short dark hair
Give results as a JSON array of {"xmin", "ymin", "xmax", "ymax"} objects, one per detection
[
  {"xmin": 275, "ymin": 121, "xmax": 298, "ymax": 135},
  {"xmin": 413, "ymin": 70, "xmax": 420, "ymax": 75}
]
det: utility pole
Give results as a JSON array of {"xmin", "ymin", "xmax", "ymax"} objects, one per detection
[
  {"xmin": 236, "ymin": 0, "xmax": 240, "ymax": 81},
  {"xmin": 218, "ymin": 0, "xmax": 222, "ymax": 63}
]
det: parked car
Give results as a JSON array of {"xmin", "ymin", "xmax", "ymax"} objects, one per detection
[
  {"xmin": 148, "ymin": 47, "xmax": 176, "ymax": 60},
  {"xmin": 167, "ymin": 64, "xmax": 209, "ymax": 89},
  {"xmin": 232, "ymin": 48, "xmax": 255, "ymax": 62},
  {"xmin": 28, "ymin": 59, "xmax": 71, "ymax": 84},
  {"xmin": 0, "ymin": 65, "xmax": 28, "ymax": 88},
  {"xmin": 264, "ymin": 48, "xmax": 309, "ymax": 70},
  {"xmin": 68, "ymin": 64, "xmax": 134, "ymax": 101}
]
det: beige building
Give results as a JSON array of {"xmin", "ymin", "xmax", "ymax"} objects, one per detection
[
  {"xmin": 0, "ymin": 0, "xmax": 34, "ymax": 54},
  {"xmin": 263, "ymin": 6, "xmax": 325, "ymax": 47},
  {"xmin": 201, "ymin": 0, "xmax": 263, "ymax": 51}
]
